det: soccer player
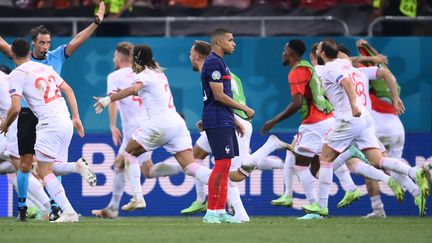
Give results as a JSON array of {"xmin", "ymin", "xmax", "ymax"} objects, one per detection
[
  {"xmin": 0, "ymin": 38, "xmax": 85, "ymax": 223},
  {"xmin": 91, "ymin": 42, "xmax": 153, "ymax": 218},
  {"xmin": 302, "ymin": 39, "xmax": 429, "ymax": 217},
  {"xmin": 199, "ymin": 28, "xmax": 256, "ymax": 223},
  {"xmin": 94, "ymin": 45, "xmax": 213, "ymax": 218},
  {"xmin": 0, "ymin": 1, "xmax": 105, "ymax": 221}
]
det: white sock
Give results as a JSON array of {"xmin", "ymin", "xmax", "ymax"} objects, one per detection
[
  {"xmin": 28, "ymin": 174, "xmax": 50, "ymax": 211},
  {"xmin": 370, "ymin": 195, "xmax": 384, "ymax": 211},
  {"xmin": 389, "ymin": 171, "xmax": 420, "ymax": 197},
  {"xmin": 380, "ymin": 158, "xmax": 417, "ymax": 179},
  {"xmin": 52, "ymin": 162, "xmax": 77, "ymax": 176},
  {"xmin": 244, "ymin": 136, "xmax": 280, "ymax": 167},
  {"xmin": 349, "ymin": 160, "xmax": 390, "ymax": 184},
  {"xmin": 124, "ymin": 152, "xmax": 144, "ymax": 200},
  {"xmin": 296, "ymin": 165, "xmax": 317, "ymax": 204},
  {"xmin": 257, "ymin": 156, "xmax": 283, "ymax": 170},
  {"xmin": 227, "ymin": 181, "xmax": 248, "ymax": 219},
  {"xmin": 0, "ymin": 161, "xmax": 15, "ymax": 173},
  {"xmin": 318, "ymin": 161, "xmax": 333, "ymax": 208},
  {"xmin": 184, "ymin": 162, "xmax": 211, "ymax": 184},
  {"xmin": 193, "ymin": 160, "xmax": 206, "ymax": 203},
  {"xmin": 334, "ymin": 164, "xmax": 357, "ymax": 192},
  {"xmin": 332, "ymin": 149, "xmax": 352, "ymax": 170},
  {"xmin": 283, "ymin": 151, "xmax": 295, "ymax": 197},
  {"xmin": 108, "ymin": 168, "xmax": 125, "ymax": 210},
  {"xmin": 43, "ymin": 173, "xmax": 75, "ymax": 213},
  {"xmin": 149, "ymin": 161, "xmax": 182, "ymax": 178}
]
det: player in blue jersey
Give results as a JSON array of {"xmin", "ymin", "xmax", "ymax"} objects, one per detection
[
  {"xmin": 200, "ymin": 28, "xmax": 254, "ymax": 223},
  {"xmin": 0, "ymin": 2, "xmax": 105, "ymax": 221}
]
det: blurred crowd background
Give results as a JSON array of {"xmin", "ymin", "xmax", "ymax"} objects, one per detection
[{"xmin": 1, "ymin": 0, "xmax": 431, "ymax": 36}]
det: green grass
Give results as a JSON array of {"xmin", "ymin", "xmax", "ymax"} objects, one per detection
[{"xmin": 0, "ymin": 217, "xmax": 431, "ymax": 243}]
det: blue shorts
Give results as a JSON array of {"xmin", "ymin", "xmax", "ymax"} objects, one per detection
[{"xmin": 205, "ymin": 127, "xmax": 239, "ymax": 160}]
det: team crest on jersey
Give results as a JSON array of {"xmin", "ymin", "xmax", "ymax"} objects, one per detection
[{"xmin": 211, "ymin": 71, "xmax": 221, "ymax": 80}]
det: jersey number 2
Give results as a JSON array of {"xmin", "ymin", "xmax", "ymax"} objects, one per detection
[
  {"xmin": 164, "ymin": 83, "xmax": 174, "ymax": 108},
  {"xmin": 34, "ymin": 75, "xmax": 61, "ymax": 104}
]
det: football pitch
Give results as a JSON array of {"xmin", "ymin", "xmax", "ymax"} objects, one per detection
[{"xmin": 1, "ymin": 217, "xmax": 431, "ymax": 243}]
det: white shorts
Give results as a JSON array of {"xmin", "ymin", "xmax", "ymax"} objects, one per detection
[
  {"xmin": 35, "ymin": 118, "xmax": 73, "ymax": 163},
  {"xmin": 323, "ymin": 112, "xmax": 380, "ymax": 153},
  {"xmin": 294, "ymin": 118, "xmax": 334, "ymax": 157},
  {"xmin": 5, "ymin": 120, "xmax": 18, "ymax": 159},
  {"xmin": 377, "ymin": 134, "xmax": 404, "ymax": 159},
  {"xmin": 119, "ymin": 123, "xmax": 153, "ymax": 165},
  {"xmin": 195, "ymin": 117, "xmax": 252, "ymax": 171},
  {"xmin": 0, "ymin": 130, "xmax": 7, "ymax": 160},
  {"xmin": 371, "ymin": 110, "xmax": 405, "ymax": 137},
  {"xmin": 132, "ymin": 114, "xmax": 192, "ymax": 154}
]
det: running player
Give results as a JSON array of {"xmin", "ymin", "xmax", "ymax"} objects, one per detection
[
  {"xmin": 0, "ymin": 1, "xmax": 105, "ymax": 221},
  {"xmin": 91, "ymin": 42, "xmax": 153, "ymax": 218},
  {"xmin": 302, "ymin": 39, "xmax": 429, "ymax": 217},
  {"xmin": 94, "ymin": 45, "xmax": 215, "ymax": 221},
  {"xmin": 0, "ymin": 38, "xmax": 85, "ymax": 223}
]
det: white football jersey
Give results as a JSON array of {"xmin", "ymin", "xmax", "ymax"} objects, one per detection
[
  {"xmin": 320, "ymin": 58, "xmax": 374, "ymax": 119},
  {"xmin": 9, "ymin": 61, "xmax": 69, "ymax": 121},
  {"xmin": 107, "ymin": 67, "xmax": 148, "ymax": 127},
  {"xmin": 0, "ymin": 71, "xmax": 10, "ymax": 118},
  {"xmin": 134, "ymin": 68, "xmax": 177, "ymax": 118}
]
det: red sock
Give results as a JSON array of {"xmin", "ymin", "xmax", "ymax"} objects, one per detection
[{"xmin": 207, "ymin": 158, "xmax": 231, "ymax": 210}]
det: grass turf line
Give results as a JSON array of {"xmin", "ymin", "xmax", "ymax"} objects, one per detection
[{"xmin": 0, "ymin": 217, "xmax": 431, "ymax": 243}]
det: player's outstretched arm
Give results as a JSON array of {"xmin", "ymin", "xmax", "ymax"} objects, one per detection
[
  {"xmin": 261, "ymin": 94, "xmax": 303, "ymax": 135},
  {"xmin": 209, "ymin": 81, "xmax": 254, "ymax": 119},
  {"xmin": 65, "ymin": 1, "xmax": 105, "ymax": 57},
  {"xmin": 0, "ymin": 96, "xmax": 21, "ymax": 134},
  {"xmin": 0, "ymin": 36, "xmax": 12, "ymax": 58},
  {"xmin": 94, "ymin": 82, "xmax": 143, "ymax": 114},
  {"xmin": 376, "ymin": 68, "xmax": 405, "ymax": 114},
  {"xmin": 60, "ymin": 81, "xmax": 85, "ymax": 137}
]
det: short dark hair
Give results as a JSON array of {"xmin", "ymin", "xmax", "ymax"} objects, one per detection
[
  {"xmin": 116, "ymin": 42, "xmax": 133, "ymax": 56},
  {"xmin": 11, "ymin": 38, "xmax": 30, "ymax": 58},
  {"xmin": 338, "ymin": 44, "xmax": 350, "ymax": 56},
  {"xmin": 211, "ymin": 28, "xmax": 232, "ymax": 40},
  {"xmin": 310, "ymin": 43, "xmax": 319, "ymax": 57},
  {"xmin": 0, "ymin": 65, "xmax": 12, "ymax": 74},
  {"xmin": 30, "ymin": 25, "xmax": 51, "ymax": 41},
  {"xmin": 321, "ymin": 39, "xmax": 339, "ymax": 59},
  {"xmin": 287, "ymin": 39, "xmax": 306, "ymax": 57},
  {"xmin": 193, "ymin": 40, "xmax": 211, "ymax": 57},
  {"xmin": 132, "ymin": 45, "xmax": 158, "ymax": 70}
]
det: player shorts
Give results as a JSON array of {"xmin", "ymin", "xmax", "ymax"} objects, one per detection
[
  {"xmin": 34, "ymin": 118, "xmax": 73, "ymax": 163},
  {"xmin": 120, "ymin": 123, "xmax": 153, "ymax": 164},
  {"xmin": 17, "ymin": 108, "xmax": 38, "ymax": 156},
  {"xmin": 377, "ymin": 134, "xmax": 404, "ymax": 159},
  {"xmin": 371, "ymin": 110, "xmax": 405, "ymax": 137},
  {"xmin": 4, "ymin": 120, "xmax": 19, "ymax": 159},
  {"xmin": 197, "ymin": 116, "xmax": 252, "ymax": 171},
  {"xmin": 205, "ymin": 127, "xmax": 239, "ymax": 160},
  {"xmin": 323, "ymin": 112, "xmax": 380, "ymax": 153},
  {"xmin": 132, "ymin": 114, "xmax": 192, "ymax": 154},
  {"xmin": 294, "ymin": 117, "xmax": 334, "ymax": 157}
]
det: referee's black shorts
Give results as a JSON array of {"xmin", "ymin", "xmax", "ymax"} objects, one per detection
[{"xmin": 17, "ymin": 107, "xmax": 38, "ymax": 156}]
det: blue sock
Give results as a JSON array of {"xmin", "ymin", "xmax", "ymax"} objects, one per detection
[{"xmin": 17, "ymin": 169, "xmax": 29, "ymax": 208}]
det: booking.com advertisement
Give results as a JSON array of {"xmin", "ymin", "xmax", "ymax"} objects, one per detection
[{"xmin": 1, "ymin": 132, "xmax": 431, "ymax": 217}]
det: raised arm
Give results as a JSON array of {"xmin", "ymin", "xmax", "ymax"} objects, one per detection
[
  {"xmin": 60, "ymin": 81, "xmax": 85, "ymax": 137},
  {"xmin": 209, "ymin": 82, "xmax": 254, "ymax": 119},
  {"xmin": 65, "ymin": 1, "xmax": 105, "ymax": 57},
  {"xmin": 0, "ymin": 36, "xmax": 12, "ymax": 58}
]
